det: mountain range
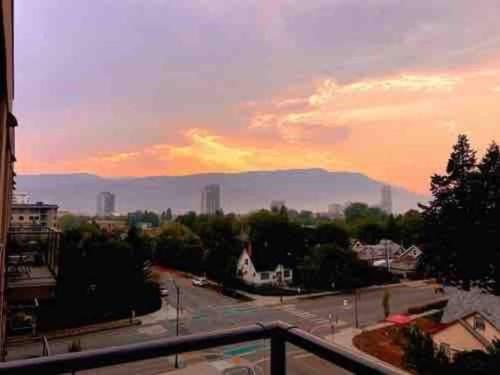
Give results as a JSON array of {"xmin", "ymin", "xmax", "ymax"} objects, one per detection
[{"xmin": 15, "ymin": 169, "xmax": 429, "ymax": 215}]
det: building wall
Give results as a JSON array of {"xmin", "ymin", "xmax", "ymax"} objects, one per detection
[
  {"xmin": 433, "ymin": 323, "xmax": 487, "ymax": 355},
  {"xmin": 10, "ymin": 205, "xmax": 58, "ymax": 229},
  {"xmin": 201, "ymin": 185, "xmax": 220, "ymax": 215},
  {"xmin": 464, "ymin": 314, "xmax": 500, "ymax": 344},
  {"xmin": 0, "ymin": 0, "xmax": 15, "ymax": 360},
  {"xmin": 94, "ymin": 218, "xmax": 127, "ymax": 232},
  {"xmin": 97, "ymin": 192, "xmax": 116, "ymax": 217},
  {"xmin": 237, "ymin": 251, "xmax": 293, "ymax": 286}
]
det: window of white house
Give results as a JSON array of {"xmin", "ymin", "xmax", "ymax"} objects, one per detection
[
  {"xmin": 474, "ymin": 316, "xmax": 485, "ymax": 331},
  {"xmin": 244, "ymin": 259, "xmax": 248, "ymax": 265},
  {"xmin": 284, "ymin": 270, "xmax": 290, "ymax": 278},
  {"xmin": 261, "ymin": 272, "xmax": 270, "ymax": 280},
  {"xmin": 19, "ymin": 216, "xmax": 24, "ymax": 221}
]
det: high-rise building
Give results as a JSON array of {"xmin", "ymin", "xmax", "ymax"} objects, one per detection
[
  {"xmin": 270, "ymin": 200, "xmax": 286, "ymax": 212},
  {"xmin": 327, "ymin": 203, "xmax": 345, "ymax": 219},
  {"xmin": 201, "ymin": 184, "xmax": 221, "ymax": 215},
  {"xmin": 97, "ymin": 192, "xmax": 116, "ymax": 217},
  {"xmin": 380, "ymin": 185, "xmax": 393, "ymax": 214}
]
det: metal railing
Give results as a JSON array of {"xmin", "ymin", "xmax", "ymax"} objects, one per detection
[{"xmin": 0, "ymin": 321, "xmax": 402, "ymax": 375}]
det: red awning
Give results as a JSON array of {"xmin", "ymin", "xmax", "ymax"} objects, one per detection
[{"xmin": 385, "ymin": 314, "xmax": 412, "ymax": 325}]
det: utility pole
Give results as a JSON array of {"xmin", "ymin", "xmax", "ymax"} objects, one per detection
[
  {"xmin": 173, "ymin": 280, "xmax": 181, "ymax": 369},
  {"xmin": 384, "ymin": 240, "xmax": 391, "ymax": 273},
  {"xmin": 354, "ymin": 289, "xmax": 360, "ymax": 329}
]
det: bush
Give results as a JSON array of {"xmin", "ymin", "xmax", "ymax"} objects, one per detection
[{"xmin": 403, "ymin": 326, "xmax": 450, "ymax": 374}]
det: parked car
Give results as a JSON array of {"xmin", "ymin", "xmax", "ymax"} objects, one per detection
[
  {"xmin": 192, "ymin": 277, "xmax": 208, "ymax": 287},
  {"xmin": 160, "ymin": 287, "xmax": 169, "ymax": 297}
]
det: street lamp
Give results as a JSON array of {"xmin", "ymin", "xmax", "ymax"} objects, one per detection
[{"xmin": 171, "ymin": 279, "xmax": 181, "ymax": 369}]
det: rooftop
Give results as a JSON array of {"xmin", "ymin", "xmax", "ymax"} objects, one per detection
[{"xmin": 442, "ymin": 287, "xmax": 500, "ymax": 329}]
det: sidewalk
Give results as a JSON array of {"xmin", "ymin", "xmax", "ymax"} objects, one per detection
[
  {"xmin": 7, "ymin": 318, "xmax": 140, "ymax": 346},
  {"xmin": 232, "ymin": 278, "xmax": 437, "ymax": 307},
  {"xmin": 140, "ymin": 303, "xmax": 183, "ymax": 325}
]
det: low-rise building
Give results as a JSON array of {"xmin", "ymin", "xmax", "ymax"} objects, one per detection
[
  {"xmin": 354, "ymin": 239, "xmax": 404, "ymax": 263},
  {"xmin": 432, "ymin": 311, "xmax": 500, "ymax": 359},
  {"xmin": 10, "ymin": 202, "xmax": 58, "ymax": 230},
  {"xmin": 431, "ymin": 288, "xmax": 500, "ymax": 360},
  {"xmin": 94, "ymin": 217, "xmax": 128, "ymax": 232},
  {"xmin": 236, "ymin": 243, "xmax": 293, "ymax": 287}
]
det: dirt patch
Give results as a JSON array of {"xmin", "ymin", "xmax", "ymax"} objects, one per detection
[{"xmin": 353, "ymin": 318, "xmax": 445, "ymax": 371}]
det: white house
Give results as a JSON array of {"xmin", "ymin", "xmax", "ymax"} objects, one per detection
[
  {"xmin": 236, "ymin": 243, "xmax": 293, "ymax": 287},
  {"xmin": 355, "ymin": 239, "xmax": 404, "ymax": 263},
  {"xmin": 397, "ymin": 245, "xmax": 422, "ymax": 259}
]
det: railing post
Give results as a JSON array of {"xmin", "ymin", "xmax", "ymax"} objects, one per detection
[{"xmin": 271, "ymin": 331, "xmax": 286, "ymax": 375}]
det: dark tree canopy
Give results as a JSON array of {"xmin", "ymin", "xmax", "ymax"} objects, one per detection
[{"xmin": 421, "ymin": 135, "xmax": 500, "ymax": 293}]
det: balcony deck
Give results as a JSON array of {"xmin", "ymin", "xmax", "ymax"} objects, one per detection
[
  {"xmin": 0, "ymin": 321, "xmax": 405, "ymax": 375},
  {"xmin": 7, "ymin": 265, "xmax": 56, "ymax": 303}
]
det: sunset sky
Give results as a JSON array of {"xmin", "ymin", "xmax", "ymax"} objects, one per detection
[{"xmin": 13, "ymin": 0, "xmax": 500, "ymax": 194}]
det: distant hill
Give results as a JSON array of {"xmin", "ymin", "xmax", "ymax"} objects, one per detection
[{"xmin": 16, "ymin": 169, "xmax": 429, "ymax": 215}]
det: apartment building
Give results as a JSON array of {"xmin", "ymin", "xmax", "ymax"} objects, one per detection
[
  {"xmin": 10, "ymin": 202, "xmax": 59, "ymax": 230},
  {"xmin": 0, "ymin": 0, "xmax": 16, "ymax": 359}
]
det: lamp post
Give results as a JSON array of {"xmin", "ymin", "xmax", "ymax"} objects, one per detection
[
  {"xmin": 172, "ymin": 280, "xmax": 181, "ymax": 369},
  {"xmin": 354, "ymin": 289, "xmax": 360, "ymax": 329}
]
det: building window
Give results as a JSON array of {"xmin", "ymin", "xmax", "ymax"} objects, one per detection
[
  {"xmin": 474, "ymin": 316, "xmax": 485, "ymax": 331},
  {"xmin": 19, "ymin": 216, "xmax": 24, "ymax": 221},
  {"xmin": 284, "ymin": 270, "xmax": 291, "ymax": 278},
  {"xmin": 244, "ymin": 259, "xmax": 249, "ymax": 265},
  {"xmin": 261, "ymin": 272, "xmax": 270, "ymax": 280}
]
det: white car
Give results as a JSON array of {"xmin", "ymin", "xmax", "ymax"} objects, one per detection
[{"xmin": 192, "ymin": 277, "xmax": 208, "ymax": 287}]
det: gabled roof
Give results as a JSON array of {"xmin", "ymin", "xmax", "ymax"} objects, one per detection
[
  {"xmin": 432, "ymin": 312, "xmax": 493, "ymax": 349},
  {"xmin": 442, "ymin": 288, "xmax": 500, "ymax": 329}
]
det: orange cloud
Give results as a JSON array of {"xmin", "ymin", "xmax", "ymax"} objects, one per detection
[
  {"xmin": 246, "ymin": 58, "xmax": 500, "ymax": 192},
  {"xmin": 17, "ymin": 58, "xmax": 500, "ymax": 195}
]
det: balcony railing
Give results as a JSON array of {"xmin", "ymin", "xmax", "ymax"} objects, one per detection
[{"xmin": 0, "ymin": 321, "xmax": 403, "ymax": 375}]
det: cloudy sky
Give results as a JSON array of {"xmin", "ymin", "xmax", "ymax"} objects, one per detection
[{"xmin": 13, "ymin": 0, "xmax": 500, "ymax": 193}]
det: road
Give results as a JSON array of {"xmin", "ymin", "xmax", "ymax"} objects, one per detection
[{"xmin": 7, "ymin": 271, "xmax": 441, "ymax": 374}]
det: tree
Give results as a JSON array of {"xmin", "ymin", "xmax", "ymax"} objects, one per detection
[
  {"xmin": 420, "ymin": 135, "xmax": 500, "ymax": 292},
  {"xmin": 58, "ymin": 214, "xmax": 85, "ymax": 232},
  {"xmin": 354, "ymin": 221, "xmax": 386, "ymax": 245},
  {"xmin": 200, "ymin": 215, "xmax": 242, "ymax": 286},
  {"xmin": 382, "ymin": 290, "xmax": 391, "ymax": 318},
  {"xmin": 314, "ymin": 223, "xmax": 350, "ymax": 249},
  {"xmin": 403, "ymin": 326, "xmax": 449, "ymax": 374},
  {"xmin": 155, "ymin": 222, "xmax": 203, "ymax": 274},
  {"xmin": 57, "ymin": 223, "xmax": 160, "ymax": 325},
  {"xmin": 297, "ymin": 244, "xmax": 396, "ymax": 290},
  {"xmin": 400, "ymin": 210, "xmax": 423, "ymax": 247},
  {"xmin": 247, "ymin": 210, "xmax": 303, "ymax": 271},
  {"xmin": 345, "ymin": 203, "xmax": 387, "ymax": 224}
]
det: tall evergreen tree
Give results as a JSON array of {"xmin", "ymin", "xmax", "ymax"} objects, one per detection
[{"xmin": 421, "ymin": 135, "xmax": 479, "ymax": 289}]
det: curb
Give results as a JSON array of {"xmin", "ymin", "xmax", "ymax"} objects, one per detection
[{"xmin": 7, "ymin": 320, "xmax": 141, "ymax": 347}]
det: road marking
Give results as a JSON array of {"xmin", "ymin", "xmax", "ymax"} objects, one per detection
[{"xmin": 223, "ymin": 342, "xmax": 269, "ymax": 358}]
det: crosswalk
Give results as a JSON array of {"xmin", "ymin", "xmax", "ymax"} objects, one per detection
[
  {"xmin": 276, "ymin": 304, "xmax": 349, "ymax": 328},
  {"xmin": 277, "ymin": 304, "xmax": 330, "ymax": 325}
]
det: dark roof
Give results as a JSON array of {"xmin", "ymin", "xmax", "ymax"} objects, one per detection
[
  {"xmin": 442, "ymin": 287, "xmax": 500, "ymax": 328},
  {"xmin": 12, "ymin": 203, "xmax": 58, "ymax": 209}
]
